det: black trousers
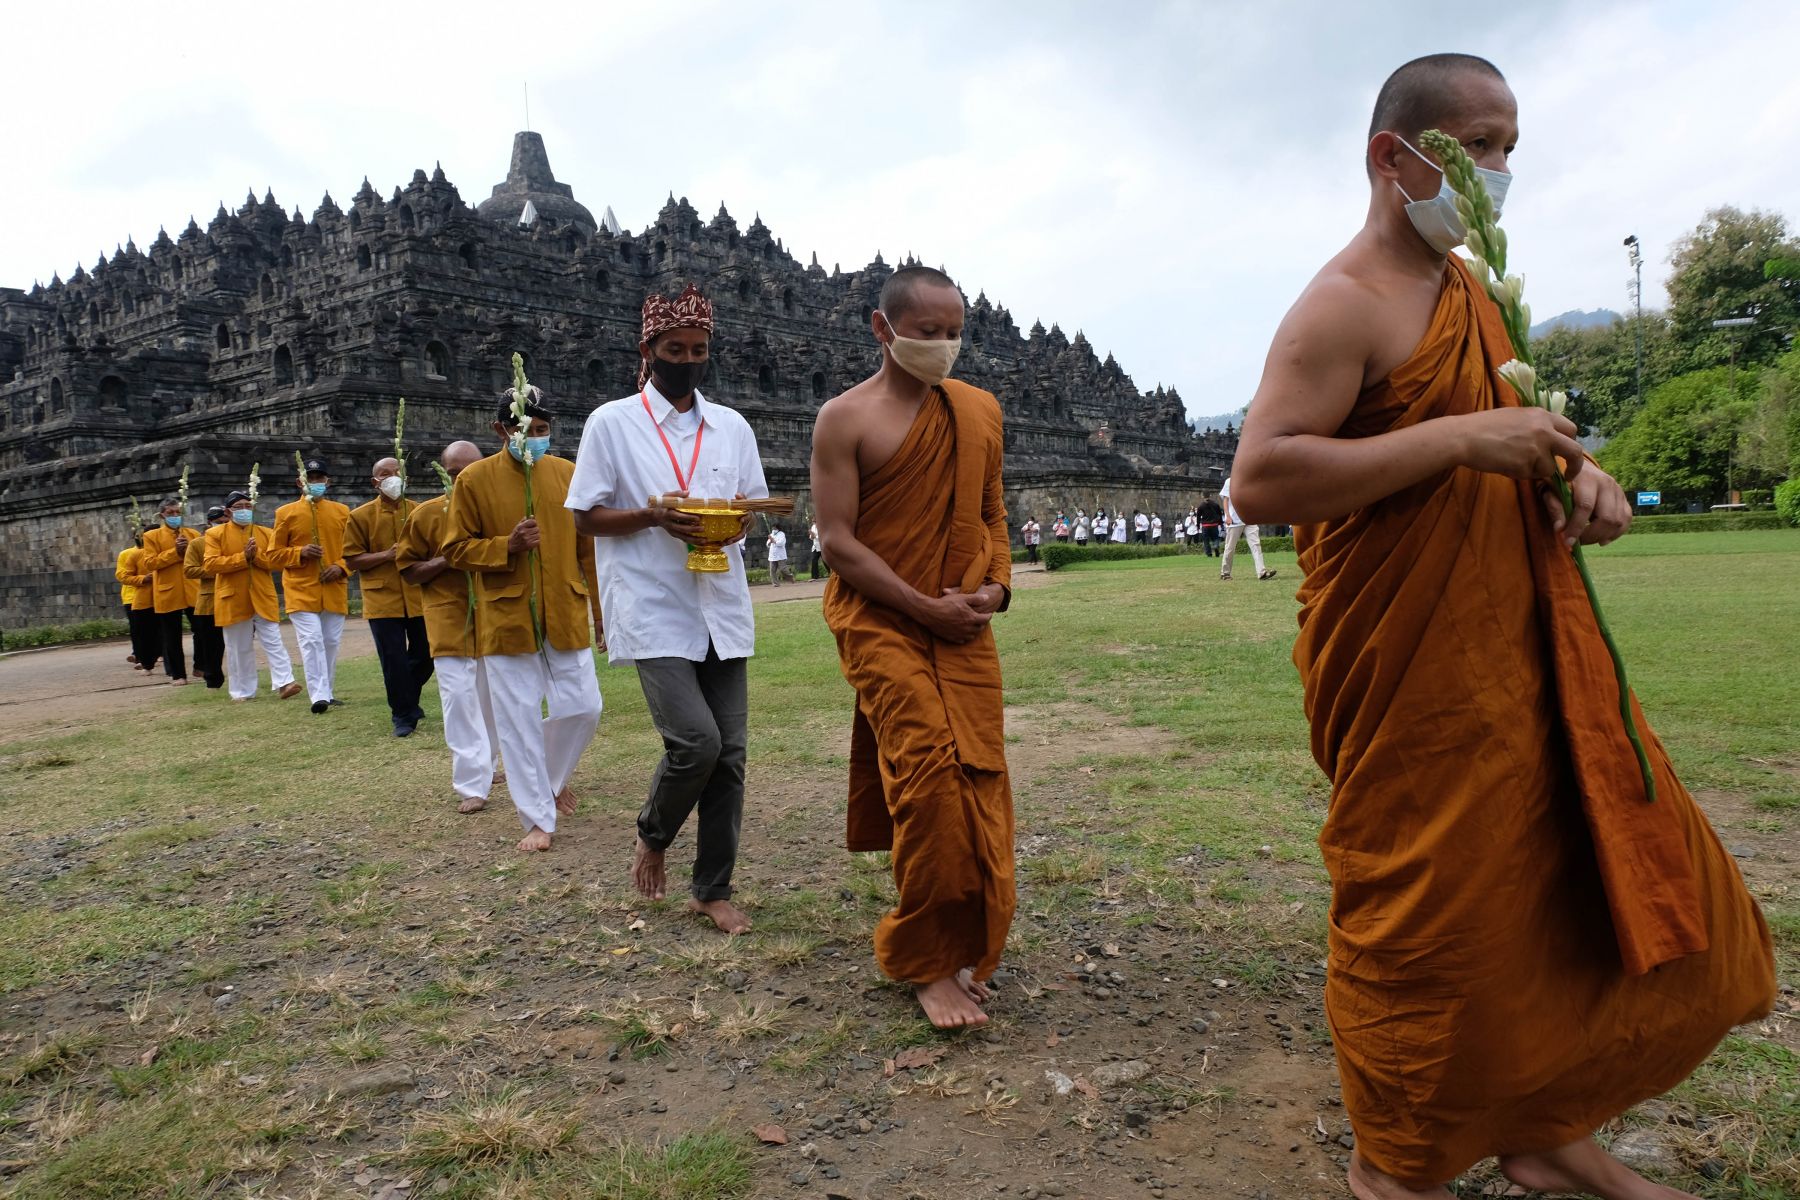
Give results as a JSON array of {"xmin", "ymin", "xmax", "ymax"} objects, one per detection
[
  {"xmin": 1025, "ymin": 542, "xmax": 1039, "ymax": 563},
  {"xmin": 1136, "ymin": 531, "xmax": 1149, "ymax": 544},
  {"xmin": 154, "ymin": 609, "xmax": 188, "ymax": 679},
  {"xmin": 369, "ymin": 615, "xmax": 434, "ymax": 722},
  {"xmin": 810, "ymin": 550, "xmax": 824, "ymax": 580},
  {"xmin": 190, "ymin": 611, "xmax": 225, "ymax": 686},
  {"xmin": 635, "ymin": 646, "xmax": 747, "ymax": 900},
  {"xmin": 126, "ymin": 605, "xmax": 158, "ymax": 668}
]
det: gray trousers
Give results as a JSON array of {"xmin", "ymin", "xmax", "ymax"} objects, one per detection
[{"xmin": 634, "ymin": 646, "xmax": 748, "ymax": 901}]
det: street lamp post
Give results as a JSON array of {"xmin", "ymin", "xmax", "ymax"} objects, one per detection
[
  {"xmin": 1623, "ymin": 235, "xmax": 1643, "ymax": 412},
  {"xmin": 1711, "ymin": 315, "xmax": 1757, "ymax": 505}
]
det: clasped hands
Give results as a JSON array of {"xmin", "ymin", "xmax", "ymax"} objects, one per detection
[{"xmin": 921, "ymin": 583, "xmax": 1005, "ymax": 644}]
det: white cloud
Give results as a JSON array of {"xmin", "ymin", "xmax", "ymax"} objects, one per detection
[{"xmin": 5, "ymin": 0, "xmax": 1794, "ymax": 419}]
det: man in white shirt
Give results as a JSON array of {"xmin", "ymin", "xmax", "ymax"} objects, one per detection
[
  {"xmin": 567, "ymin": 284, "xmax": 768, "ymax": 935},
  {"xmin": 1219, "ymin": 475, "xmax": 1277, "ymax": 581},
  {"xmin": 766, "ymin": 526, "xmax": 790, "ymax": 586},
  {"xmin": 808, "ymin": 521, "xmax": 824, "ymax": 580},
  {"xmin": 1134, "ymin": 509, "xmax": 1150, "ymax": 544},
  {"xmin": 1150, "ymin": 513, "xmax": 1163, "ymax": 544}
]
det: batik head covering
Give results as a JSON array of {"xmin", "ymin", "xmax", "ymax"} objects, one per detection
[{"xmin": 638, "ymin": 284, "xmax": 715, "ymax": 386}]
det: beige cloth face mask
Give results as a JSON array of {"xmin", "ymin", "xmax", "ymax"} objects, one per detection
[{"xmin": 879, "ymin": 311, "xmax": 962, "ymax": 385}]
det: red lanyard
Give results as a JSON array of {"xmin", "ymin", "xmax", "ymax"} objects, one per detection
[{"xmin": 641, "ymin": 390, "xmax": 703, "ymax": 493}]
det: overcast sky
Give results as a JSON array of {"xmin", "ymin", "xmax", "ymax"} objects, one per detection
[{"xmin": 7, "ymin": 0, "xmax": 1796, "ymax": 419}]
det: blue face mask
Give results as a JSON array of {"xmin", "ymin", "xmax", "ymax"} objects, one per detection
[
  {"xmin": 509, "ymin": 436, "xmax": 552, "ymax": 462},
  {"xmin": 232, "ymin": 509, "xmax": 254, "ymax": 526},
  {"xmin": 164, "ymin": 514, "xmax": 183, "ymax": 528},
  {"xmin": 307, "ymin": 482, "xmax": 328, "ymax": 499}
]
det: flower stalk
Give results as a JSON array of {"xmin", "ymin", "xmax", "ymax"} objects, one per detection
[
  {"xmin": 247, "ymin": 462, "xmax": 261, "ymax": 550},
  {"xmin": 510, "ymin": 352, "xmax": 544, "ymax": 652},
  {"xmin": 177, "ymin": 465, "xmax": 190, "ymax": 518},
  {"xmin": 1420, "ymin": 129, "xmax": 1656, "ymax": 803},
  {"xmin": 295, "ymin": 450, "xmax": 323, "ymax": 581}
]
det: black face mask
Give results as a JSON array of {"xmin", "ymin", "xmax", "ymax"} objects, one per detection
[{"xmin": 650, "ymin": 356, "xmax": 708, "ymax": 398}]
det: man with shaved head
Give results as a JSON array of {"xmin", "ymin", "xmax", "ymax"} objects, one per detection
[
  {"xmin": 398, "ymin": 440, "xmax": 504, "ymax": 812},
  {"xmin": 346, "ymin": 454, "xmax": 433, "ymax": 736},
  {"xmin": 1231, "ymin": 54, "xmax": 1773, "ymax": 1200},
  {"xmin": 811, "ymin": 265, "xmax": 1015, "ymax": 1029}
]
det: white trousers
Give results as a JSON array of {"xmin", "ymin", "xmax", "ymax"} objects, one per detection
[
  {"xmin": 289, "ymin": 611, "xmax": 345, "ymax": 703},
  {"xmin": 485, "ymin": 647, "xmax": 602, "ymax": 834},
  {"xmin": 1221, "ymin": 523, "xmax": 1266, "ymax": 576},
  {"xmin": 222, "ymin": 616, "xmax": 295, "ymax": 700},
  {"xmin": 436, "ymin": 655, "xmax": 501, "ymax": 802}
]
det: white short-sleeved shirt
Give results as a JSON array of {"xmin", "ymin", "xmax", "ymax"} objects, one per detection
[
  {"xmin": 1151, "ymin": 516, "xmax": 1162, "ymax": 535},
  {"xmin": 768, "ymin": 529, "xmax": 787, "ymax": 561},
  {"xmin": 1135, "ymin": 513, "xmax": 1149, "ymax": 532},
  {"xmin": 1221, "ymin": 477, "xmax": 1244, "ymax": 526},
  {"xmin": 565, "ymin": 384, "xmax": 769, "ymax": 665}
]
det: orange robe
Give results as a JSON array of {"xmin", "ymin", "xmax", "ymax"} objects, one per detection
[
  {"xmin": 822, "ymin": 380, "xmax": 1016, "ymax": 985},
  {"xmin": 265, "ymin": 497, "xmax": 351, "ymax": 614},
  {"xmin": 395, "ymin": 493, "xmax": 479, "ymax": 659},
  {"xmin": 204, "ymin": 523, "xmax": 281, "ymax": 626},
  {"xmin": 1293, "ymin": 259, "xmax": 1774, "ymax": 1186},
  {"xmin": 139, "ymin": 524, "xmax": 197, "ymax": 614},
  {"xmin": 345, "ymin": 496, "xmax": 425, "ymax": 619}
]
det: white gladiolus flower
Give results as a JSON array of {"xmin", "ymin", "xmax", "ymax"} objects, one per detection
[
  {"xmin": 1497, "ymin": 359, "xmax": 1538, "ymax": 400},
  {"xmin": 1548, "ymin": 390, "xmax": 1569, "ymax": 416}
]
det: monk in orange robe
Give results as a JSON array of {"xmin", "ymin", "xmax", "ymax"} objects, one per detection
[
  {"xmin": 812, "ymin": 265, "xmax": 1015, "ymax": 1029},
  {"xmin": 1231, "ymin": 55, "xmax": 1775, "ymax": 1200}
]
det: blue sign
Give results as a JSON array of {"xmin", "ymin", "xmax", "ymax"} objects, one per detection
[{"xmin": 1637, "ymin": 491, "xmax": 1661, "ymax": 506}]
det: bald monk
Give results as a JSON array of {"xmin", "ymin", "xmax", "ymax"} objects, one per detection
[
  {"xmin": 811, "ymin": 265, "xmax": 1015, "ymax": 1029},
  {"xmin": 346, "ymin": 456, "xmax": 432, "ymax": 737},
  {"xmin": 396, "ymin": 441, "xmax": 504, "ymax": 814},
  {"xmin": 1230, "ymin": 54, "xmax": 1775, "ymax": 1200}
]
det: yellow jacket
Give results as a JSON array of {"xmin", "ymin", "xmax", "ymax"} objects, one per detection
[
  {"xmin": 184, "ymin": 527, "xmax": 217, "ymax": 617},
  {"xmin": 116, "ymin": 547, "xmax": 140, "ymax": 607},
  {"xmin": 442, "ymin": 451, "xmax": 599, "ymax": 656},
  {"xmin": 266, "ymin": 497, "xmax": 351, "ymax": 615},
  {"xmin": 139, "ymin": 523, "xmax": 197, "ymax": 614},
  {"xmin": 205, "ymin": 522, "xmax": 281, "ymax": 626},
  {"xmin": 345, "ymin": 497, "xmax": 425, "ymax": 619},
  {"xmin": 395, "ymin": 494, "xmax": 477, "ymax": 658}
]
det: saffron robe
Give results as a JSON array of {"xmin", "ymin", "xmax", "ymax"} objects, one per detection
[
  {"xmin": 265, "ymin": 497, "xmax": 351, "ymax": 614},
  {"xmin": 1293, "ymin": 258, "xmax": 1774, "ymax": 1186},
  {"xmin": 204, "ymin": 523, "xmax": 282, "ymax": 627},
  {"xmin": 822, "ymin": 380, "xmax": 1016, "ymax": 984},
  {"xmin": 345, "ymin": 497, "xmax": 425, "ymax": 619},
  {"xmin": 184, "ymin": 532, "xmax": 216, "ymax": 617},
  {"xmin": 139, "ymin": 524, "xmax": 197, "ymax": 614},
  {"xmin": 395, "ymin": 494, "xmax": 480, "ymax": 659},
  {"xmin": 115, "ymin": 547, "xmax": 141, "ymax": 607}
]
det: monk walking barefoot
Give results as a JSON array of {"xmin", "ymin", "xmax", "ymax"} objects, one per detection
[
  {"xmin": 516, "ymin": 827, "xmax": 551, "ymax": 854},
  {"xmin": 812, "ymin": 266, "xmax": 1016, "ymax": 1031},
  {"xmin": 631, "ymin": 838, "xmax": 668, "ymax": 901},
  {"xmin": 1232, "ymin": 53, "xmax": 1773, "ymax": 1197}
]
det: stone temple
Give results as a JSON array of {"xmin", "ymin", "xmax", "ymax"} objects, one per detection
[{"xmin": 0, "ymin": 133, "xmax": 1238, "ymax": 626}]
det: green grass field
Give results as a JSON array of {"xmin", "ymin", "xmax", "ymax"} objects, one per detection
[{"xmin": 0, "ymin": 530, "xmax": 1795, "ymax": 1198}]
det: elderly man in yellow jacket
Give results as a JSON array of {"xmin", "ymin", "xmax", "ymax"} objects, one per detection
[
  {"xmin": 183, "ymin": 505, "xmax": 230, "ymax": 689},
  {"xmin": 206, "ymin": 490, "xmax": 303, "ymax": 702},
  {"xmin": 117, "ymin": 535, "xmax": 155, "ymax": 672},
  {"xmin": 266, "ymin": 457, "xmax": 351, "ymax": 714},
  {"xmin": 347, "ymin": 457, "xmax": 433, "ymax": 737},
  {"xmin": 398, "ymin": 440, "xmax": 503, "ymax": 812},
  {"xmin": 139, "ymin": 495, "xmax": 197, "ymax": 685},
  {"xmin": 443, "ymin": 395, "xmax": 602, "ymax": 853}
]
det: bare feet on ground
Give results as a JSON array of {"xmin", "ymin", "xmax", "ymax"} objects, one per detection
[
  {"xmin": 1347, "ymin": 1151, "xmax": 1453, "ymax": 1200},
  {"xmin": 632, "ymin": 838, "xmax": 667, "ymax": 900},
  {"xmin": 687, "ymin": 897, "xmax": 753, "ymax": 935},
  {"xmin": 457, "ymin": 796, "xmax": 486, "ymax": 814},
  {"xmin": 555, "ymin": 786, "xmax": 578, "ymax": 816},
  {"xmin": 956, "ymin": 968, "xmax": 992, "ymax": 1004},
  {"xmin": 516, "ymin": 827, "xmax": 552, "ymax": 853},
  {"xmin": 492, "ymin": 770, "xmax": 506, "ymax": 787},
  {"xmin": 915, "ymin": 976, "xmax": 989, "ymax": 1029},
  {"xmin": 1500, "ymin": 1138, "xmax": 1697, "ymax": 1200}
]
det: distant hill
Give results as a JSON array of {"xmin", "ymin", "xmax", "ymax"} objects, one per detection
[
  {"xmin": 1189, "ymin": 408, "xmax": 1245, "ymax": 433},
  {"xmin": 1530, "ymin": 308, "xmax": 1621, "ymax": 337}
]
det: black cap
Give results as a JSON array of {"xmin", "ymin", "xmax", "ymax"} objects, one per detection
[
  {"xmin": 226, "ymin": 490, "xmax": 252, "ymax": 506},
  {"xmin": 303, "ymin": 458, "xmax": 328, "ymax": 474},
  {"xmin": 496, "ymin": 387, "xmax": 553, "ymax": 429},
  {"xmin": 206, "ymin": 505, "xmax": 228, "ymax": 521}
]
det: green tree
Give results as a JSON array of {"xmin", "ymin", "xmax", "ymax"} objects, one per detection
[
  {"xmin": 1532, "ymin": 314, "xmax": 1679, "ymax": 436},
  {"xmin": 1597, "ymin": 367, "xmax": 1763, "ymax": 507},
  {"xmin": 1666, "ymin": 206, "xmax": 1800, "ymax": 370},
  {"xmin": 1738, "ymin": 347, "xmax": 1800, "ymax": 481}
]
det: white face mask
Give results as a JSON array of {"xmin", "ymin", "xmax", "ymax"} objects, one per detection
[
  {"xmin": 879, "ymin": 311, "xmax": 962, "ymax": 385},
  {"xmin": 378, "ymin": 476, "xmax": 406, "ymax": 500},
  {"xmin": 1395, "ymin": 137, "xmax": 1512, "ymax": 256}
]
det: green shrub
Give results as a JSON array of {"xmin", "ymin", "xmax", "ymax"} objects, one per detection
[
  {"xmin": 1739, "ymin": 488, "xmax": 1772, "ymax": 510},
  {"xmin": 2, "ymin": 619, "xmax": 132, "ymax": 652},
  {"xmin": 1776, "ymin": 479, "xmax": 1800, "ymax": 528},
  {"xmin": 1625, "ymin": 511, "xmax": 1789, "ymax": 534},
  {"xmin": 1041, "ymin": 539, "xmax": 1294, "ymax": 571}
]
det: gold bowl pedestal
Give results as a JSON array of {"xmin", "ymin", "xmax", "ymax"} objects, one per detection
[{"xmin": 679, "ymin": 507, "xmax": 746, "ymax": 573}]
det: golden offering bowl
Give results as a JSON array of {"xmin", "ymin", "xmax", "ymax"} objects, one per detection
[{"xmin": 676, "ymin": 505, "xmax": 745, "ymax": 573}]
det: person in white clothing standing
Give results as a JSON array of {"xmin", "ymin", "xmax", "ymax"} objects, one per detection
[
  {"xmin": 567, "ymin": 284, "xmax": 769, "ymax": 936},
  {"xmin": 766, "ymin": 526, "xmax": 789, "ymax": 586},
  {"xmin": 1219, "ymin": 475, "xmax": 1278, "ymax": 581},
  {"xmin": 1111, "ymin": 512, "xmax": 1129, "ymax": 543}
]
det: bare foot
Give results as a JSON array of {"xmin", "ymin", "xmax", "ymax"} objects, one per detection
[
  {"xmin": 555, "ymin": 786, "xmax": 579, "ymax": 816},
  {"xmin": 516, "ymin": 827, "xmax": 552, "ymax": 853},
  {"xmin": 1501, "ymin": 1137, "xmax": 1696, "ymax": 1200},
  {"xmin": 957, "ymin": 968, "xmax": 992, "ymax": 1004},
  {"xmin": 1347, "ymin": 1150, "xmax": 1453, "ymax": 1200},
  {"xmin": 915, "ymin": 976, "xmax": 989, "ymax": 1029},
  {"xmin": 632, "ymin": 838, "xmax": 667, "ymax": 900},
  {"xmin": 687, "ymin": 897, "xmax": 753, "ymax": 935},
  {"xmin": 457, "ymin": 796, "xmax": 486, "ymax": 814},
  {"xmin": 492, "ymin": 770, "xmax": 507, "ymax": 788}
]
